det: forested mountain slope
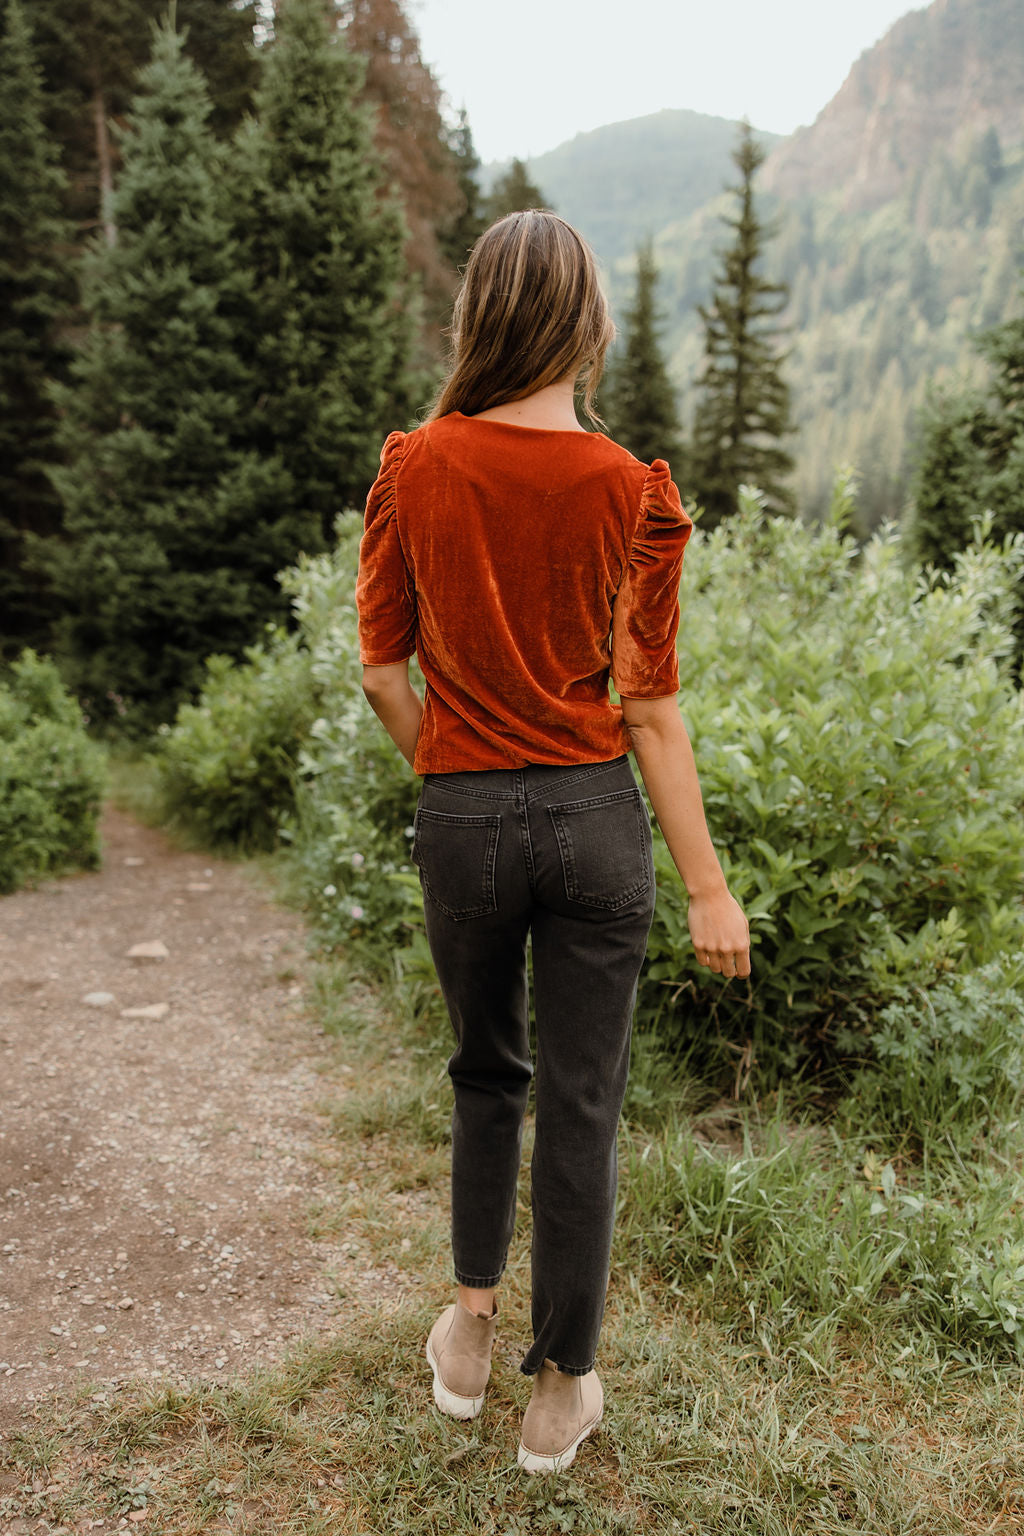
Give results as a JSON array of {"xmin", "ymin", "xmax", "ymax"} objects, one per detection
[
  {"xmin": 520, "ymin": 0, "xmax": 1024, "ymax": 526},
  {"xmin": 526, "ymin": 110, "xmax": 781, "ymax": 266}
]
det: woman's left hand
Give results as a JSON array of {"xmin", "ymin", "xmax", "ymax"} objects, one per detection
[{"xmin": 687, "ymin": 888, "xmax": 751, "ymax": 978}]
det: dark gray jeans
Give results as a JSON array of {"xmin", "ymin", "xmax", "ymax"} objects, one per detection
[{"xmin": 412, "ymin": 755, "xmax": 656, "ymax": 1376}]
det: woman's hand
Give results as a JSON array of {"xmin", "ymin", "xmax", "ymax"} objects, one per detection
[
  {"xmin": 687, "ymin": 888, "xmax": 751, "ymax": 979},
  {"xmin": 622, "ymin": 695, "xmax": 751, "ymax": 980}
]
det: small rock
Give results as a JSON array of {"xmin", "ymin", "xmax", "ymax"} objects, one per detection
[
  {"xmin": 120, "ymin": 1003, "xmax": 169, "ymax": 1020},
  {"xmin": 125, "ymin": 941, "xmax": 169, "ymax": 961},
  {"xmin": 186, "ymin": 882, "xmax": 211, "ymax": 892},
  {"xmin": 123, "ymin": 856, "xmax": 145, "ymax": 867},
  {"xmin": 82, "ymin": 992, "xmax": 115, "ymax": 1007},
  {"xmin": 117, "ymin": 1297, "xmax": 134, "ymax": 1310}
]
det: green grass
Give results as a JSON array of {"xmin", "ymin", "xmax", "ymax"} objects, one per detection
[
  {"xmin": 4, "ymin": 1310, "xmax": 1022, "ymax": 1532},
  {"xmin": 3, "ymin": 947, "xmax": 1023, "ymax": 1532}
]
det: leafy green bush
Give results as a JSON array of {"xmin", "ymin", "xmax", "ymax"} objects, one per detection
[
  {"xmin": 0, "ymin": 650, "xmax": 106, "ymax": 893},
  {"xmin": 846, "ymin": 958, "xmax": 1024, "ymax": 1150},
  {"xmin": 154, "ymin": 525, "xmax": 420, "ymax": 945},
  {"xmin": 156, "ymin": 633, "xmax": 318, "ymax": 851},
  {"xmin": 277, "ymin": 528, "xmax": 421, "ymax": 957},
  {"xmin": 641, "ymin": 486, "xmax": 1024, "ymax": 1082}
]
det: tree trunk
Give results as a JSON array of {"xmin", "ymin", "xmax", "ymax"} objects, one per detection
[{"xmin": 92, "ymin": 85, "xmax": 116, "ymax": 247}]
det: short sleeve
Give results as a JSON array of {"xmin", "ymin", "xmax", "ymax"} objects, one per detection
[
  {"xmin": 355, "ymin": 431, "xmax": 417, "ymax": 666},
  {"xmin": 611, "ymin": 459, "xmax": 692, "ymax": 698}
]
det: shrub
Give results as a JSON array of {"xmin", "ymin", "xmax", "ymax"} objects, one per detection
[
  {"xmin": 156, "ymin": 633, "xmax": 318, "ymax": 851},
  {"xmin": 641, "ymin": 486, "xmax": 1024, "ymax": 1082},
  {"xmin": 278, "ymin": 527, "xmax": 421, "ymax": 957},
  {"xmin": 0, "ymin": 650, "xmax": 106, "ymax": 893},
  {"xmin": 846, "ymin": 957, "xmax": 1024, "ymax": 1150},
  {"xmin": 154, "ymin": 524, "xmax": 421, "ymax": 947}
]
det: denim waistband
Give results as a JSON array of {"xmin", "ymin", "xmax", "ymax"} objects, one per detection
[{"xmin": 421, "ymin": 754, "xmax": 631, "ymax": 804}]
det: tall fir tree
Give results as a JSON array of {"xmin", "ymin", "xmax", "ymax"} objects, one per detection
[
  {"xmin": 439, "ymin": 108, "xmax": 486, "ymax": 271},
  {"xmin": 0, "ymin": 0, "xmax": 73, "ymax": 655},
  {"xmin": 484, "ymin": 158, "xmax": 548, "ymax": 223},
  {"xmin": 689, "ymin": 121, "xmax": 795, "ymax": 525},
  {"xmin": 601, "ymin": 240, "xmax": 684, "ymax": 465},
  {"xmin": 912, "ymin": 273, "xmax": 1024, "ymax": 573},
  {"xmin": 231, "ymin": 0, "xmax": 413, "ymax": 535},
  {"xmin": 0, "ymin": 0, "xmax": 259, "ymax": 242},
  {"xmin": 37, "ymin": 18, "xmax": 309, "ymax": 730},
  {"xmin": 337, "ymin": 0, "xmax": 461, "ymax": 347}
]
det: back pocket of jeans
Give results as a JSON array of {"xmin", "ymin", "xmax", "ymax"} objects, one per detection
[
  {"xmin": 548, "ymin": 788, "xmax": 651, "ymax": 910},
  {"xmin": 412, "ymin": 808, "xmax": 501, "ymax": 920}
]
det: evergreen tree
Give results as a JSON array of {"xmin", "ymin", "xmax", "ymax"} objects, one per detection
[
  {"xmin": 0, "ymin": 0, "xmax": 259, "ymax": 241},
  {"xmin": 37, "ymin": 19, "xmax": 307, "ymax": 730},
  {"xmin": 912, "ymin": 276, "xmax": 1024, "ymax": 578},
  {"xmin": 0, "ymin": 0, "xmax": 73, "ymax": 655},
  {"xmin": 601, "ymin": 240, "xmax": 683, "ymax": 465},
  {"xmin": 439, "ymin": 107, "xmax": 486, "ymax": 270},
  {"xmin": 338, "ymin": 0, "xmax": 461, "ymax": 344},
  {"xmin": 484, "ymin": 158, "xmax": 548, "ymax": 223},
  {"xmin": 689, "ymin": 121, "xmax": 795, "ymax": 525},
  {"xmin": 231, "ymin": 0, "xmax": 412, "ymax": 536}
]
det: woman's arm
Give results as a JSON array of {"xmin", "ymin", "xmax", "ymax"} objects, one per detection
[
  {"xmin": 622, "ymin": 694, "xmax": 750, "ymax": 978},
  {"xmin": 362, "ymin": 661, "xmax": 423, "ymax": 769}
]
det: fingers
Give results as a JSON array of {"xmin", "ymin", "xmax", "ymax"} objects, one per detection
[{"xmin": 695, "ymin": 948, "xmax": 751, "ymax": 979}]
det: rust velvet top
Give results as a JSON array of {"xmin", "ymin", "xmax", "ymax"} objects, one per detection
[{"xmin": 355, "ymin": 412, "xmax": 692, "ymax": 774}]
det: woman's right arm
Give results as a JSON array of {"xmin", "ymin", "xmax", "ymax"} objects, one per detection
[{"xmin": 622, "ymin": 694, "xmax": 750, "ymax": 978}]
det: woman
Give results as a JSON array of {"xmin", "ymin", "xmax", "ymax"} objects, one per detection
[{"xmin": 355, "ymin": 210, "xmax": 750, "ymax": 1473}]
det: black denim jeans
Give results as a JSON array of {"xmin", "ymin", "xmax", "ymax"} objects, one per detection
[{"xmin": 412, "ymin": 754, "xmax": 656, "ymax": 1376}]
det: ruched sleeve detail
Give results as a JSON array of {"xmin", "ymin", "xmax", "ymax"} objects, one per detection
[
  {"xmin": 355, "ymin": 431, "xmax": 417, "ymax": 666},
  {"xmin": 611, "ymin": 459, "xmax": 692, "ymax": 698}
]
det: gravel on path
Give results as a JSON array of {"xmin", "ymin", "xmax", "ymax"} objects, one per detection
[{"xmin": 0, "ymin": 806, "xmax": 399, "ymax": 1433}]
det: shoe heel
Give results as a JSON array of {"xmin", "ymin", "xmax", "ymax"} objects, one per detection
[
  {"xmin": 516, "ymin": 1411, "xmax": 601, "ymax": 1473},
  {"xmin": 426, "ymin": 1336, "xmax": 485, "ymax": 1420}
]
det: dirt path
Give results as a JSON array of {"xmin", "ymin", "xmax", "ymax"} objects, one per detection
[{"xmin": 0, "ymin": 807, "xmax": 391, "ymax": 1433}]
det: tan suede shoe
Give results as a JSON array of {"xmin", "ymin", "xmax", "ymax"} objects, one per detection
[
  {"xmin": 425, "ymin": 1301, "xmax": 498, "ymax": 1419},
  {"xmin": 517, "ymin": 1358, "xmax": 603, "ymax": 1472}
]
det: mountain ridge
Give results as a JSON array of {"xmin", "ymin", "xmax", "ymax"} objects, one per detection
[
  {"xmin": 762, "ymin": 0, "xmax": 1024, "ymax": 210},
  {"xmin": 513, "ymin": 0, "xmax": 1023, "ymax": 525}
]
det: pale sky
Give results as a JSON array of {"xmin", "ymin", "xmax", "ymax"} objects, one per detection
[{"xmin": 411, "ymin": 0, "xmax": 926, "ymax": 162}]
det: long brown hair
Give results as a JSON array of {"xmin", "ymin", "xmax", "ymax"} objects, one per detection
[{"xmin": 426, "ymin": 210, "xmax": 616, "ymax": 427}]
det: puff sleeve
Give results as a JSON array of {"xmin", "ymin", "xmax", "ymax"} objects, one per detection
[
  {"xmin": 611, "ymin": 459, "xmax": 692, "ymax": 698},
  {"xmin": 355, "ymin": 432, "xmax": 417, "ymax": 666}
]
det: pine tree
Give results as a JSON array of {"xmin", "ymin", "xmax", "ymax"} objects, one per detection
[
  {"xmin": 0, "ymin": 0, "xmax": 259, "ymax": 242},
  {"xmin": 439, "ymin": 108, "xmax": 486, "ymax": 271},
  {"xmin": 601, "ymin": 240, "xmax": 684, "ymax": 465},
  {"xmin": 231, "ymin": 0, "xmax": 412, "ymax": 538},
  {"xmin": 338, "ymin": 0, "xmax": 461, "ymax": 344},
  {"xmin": 689, "ymin": 122, "xmax": 795, "ymax": 525},
  {"xmin": 0, "ymin": 0, "xmax": 73, "ymax": 655},
  {"xmin": 912, "ymin": 274, "xmax": 1024, "ymax": 573},
  {"xmin": 484, "ymin": 158, "xmax": 548, "ymax": 223},
  {"xmin": 38, "ymin": 18, "xmax": 308, "ymax": 730}
]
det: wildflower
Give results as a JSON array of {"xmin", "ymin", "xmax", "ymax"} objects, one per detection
[
  {"xmin": 323, "ymin": 884, "xmax": 337, "ymax": 897},
  {"xmin": 404, "ymin": 825, "xmax": 415, "ymax": 838},
  {"xmin": 351, "ymin": 852, "xmax": 365, "ymax": 868},
  {"xmin": 350, "ymin": 904, "xmax": 365, "ymax": 920}
]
